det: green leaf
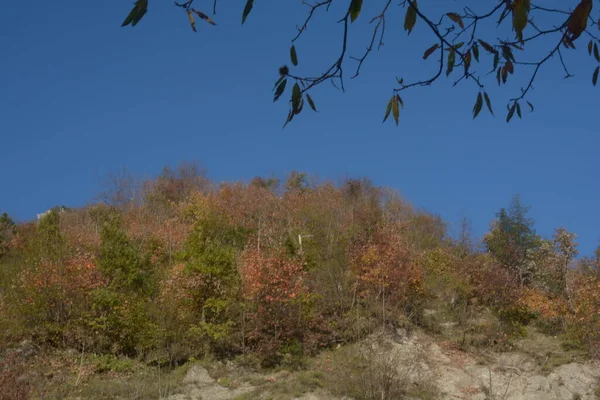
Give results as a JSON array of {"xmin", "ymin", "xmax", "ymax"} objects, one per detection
[
  {"xmin": 383, "ymin": 96, "xmax": 394, "ymax": 123},
  {"xmin": 273, "ymin": 79, "xmax": 287, "ymax": 102},
  {"xmin": 593, "ymin": 66, "xmax": 599, "ymax": 86},
  {"xmin": 516, "ymin": 102, "xmax": 522, "ymax": 119},
  {"xmin": 283, "ymin": 110, "xmax": 294, "ymax": 128},
  {"xmin": 473, "ymin": 92, "xmax": 483, "ymax": 119},
  {"xmin": 422, "ymin": 44, "xmax": 440, "ymax": 60},
  {"xmin": 594, "ymin": 42, "xmax": 600, "ymax": 62},
  {"xmin": 446, "ymin": 47, "xmax": 456, "ymax": 76},
  {"xmin": 290, "ymin": 45, "xmax": 298, "ymax": 66},
  {"xmin": 404, "ymin": 0, "xmax": 418, "ymax": 35},
  {"xmin": 392, "ymin": 95, "xmax": 400, "ymax": 125},
  {"xmin": 512, "ymin": 0, "xmax": 530, "ymax": 43},
  {"xmin": 526, "ymin": 101, "xmax": 534, "ymax": 112},
  {"xmin": 349, "ymin": 0, "xmax": 363, "ymax": 23},
  {"xmin": 446, "ymin": 12, "xmax": 464, "ymax": 29},
  {"xmin": 122, "ymin": 0, "xmax": 148, "ymax": 27},
  {"xmin": 483, "ymin": 92, "xmax": 494, "ymax": 116},
  {"xmin": 242, "ymin": 0, "xmax": 254, "ymax": 24},
  {"xmin": 472, "ymin": 43, "xmax": 480, "ymax": 62},
  {"xmin": 291, "ymin": 83, "xmax": 302, "ymax": 112},
  {"xmin": 506, "ymin": 102, "xmax": 517, "ymax": 122},
  {"xmin": 306, "ymin": 94, "xmax": 317, "ymax": 111}
]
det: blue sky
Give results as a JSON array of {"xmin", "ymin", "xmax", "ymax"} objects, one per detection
[{"xmin": 1, "ymin": 1, "xmax": 598, "ymax": 256}]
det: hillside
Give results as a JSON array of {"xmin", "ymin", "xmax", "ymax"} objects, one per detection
[{"xmin": 1, "ymin": 164, "xmax": 600, "ymax": 399}]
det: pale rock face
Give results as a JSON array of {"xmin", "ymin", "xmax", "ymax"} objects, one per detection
[{"xmin": 167, "ymin": 332, "xmax": 600, "ymax": 400}]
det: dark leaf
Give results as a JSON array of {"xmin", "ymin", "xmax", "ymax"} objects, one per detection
[
  {"xmin": 497, "ymin": 8, "xmax": 510, "ymax": 26},
  {"xmin": 242, "ymin": 0, "xmax": 254, "ymax": 24},
  {"xmin": 295, "ymin": 98, "xmax": 304, "ymax": 115},
  {"xmin": 484, "ymin": 92, "xmax": 494, "ymax": 116},
  {"xmin": 516, "ymin": 102, "xmax": 522, "ymax": 119},
  {"xmin": 273, "ymin": 79, "xmax": 287, "ymax": 102},
  {"xmin": 493, "ymin": 52, "xmax": 500, "ymax": 70},
  {"xmin": 291, "ymin": 83, "xmax": 302, "ymax": 112},
  {"xmin": 122, "ymin": 0, "xmax": 148, "ymax": 27},
  {"xmin": 588, "ymin": 40, "xmax": 594, "ymax": 55},
  {"xmin": 397, "ymin": 94, "xmax": 404, "ymax": 109},
  {"xmin": 496, "ymin": 67, "xmax": 502, "ymax": 85},
  {"xmin": 472, "ymin": 43, "xmax": 480, "ymax": 62},
  {"xmin": 501, "ymin": 45, "xmax": 515, "ymax": 62},
  {"xmin": 273, "ymin": 75, "xmax": 284, "ymax": 90},
  {"xmin": 506, "ymin": 102, "xmax": 517, "ymax": 122},
  {"xmin": 349, "ymin": 0, "xmax": 363, "ymax": 23},
  {"xmin": 306, "ymin": 94, "xmax": 317, "ymax": 111},
  {"xmin": 464, "ymin": 50, "xmax": 472, "ymax": 71},
  {"xmin": 593, "ymin": 66, "xmax": 599, "ymax": 86},
  {"xmin": 501, "ymin": 65, "xmax": 508, "ymax": 84},
  {"xmin": 446, "ymin": 12, "xmax": 464, "ymax": 29},
  {"xmin": 594, "ymin": 42, "xmax": 600, "ymax": 62},
  {"xmin": 283, "ymin": 110, "xmax": 294, "ymax": 128},
  {"xmin": 473, "ymin": 92, "xmax": 483, "ymax": 119},
  {"xmin": 446, "ymin": 47, "xmax": 456, "ymax": 76},
  {"xmin": 505, "ymin": 61, "xmax": 514, "ymax": 74},
  {"xmin": 423, "ymin": 43, "xmax": 440, "ymax": 60},
  {"xmin": 290, "ymin": 45, "xmax": 298, "ymax": 66},
  {"xmin": 478, "ymin": 39, "xmax": 496, "ymax": 54},
  {"xmin": 567, "ymin": 0, "xmax": 592, "ymax": 41},
  {"xmin": 404, "ymin": 0, "xmax": 418, "ymax": 35}
]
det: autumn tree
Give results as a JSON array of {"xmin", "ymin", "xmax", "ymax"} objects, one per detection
[
  {"xmin": 120, "ymin": 0, "xmax": 600, "ymax": 126},
  {"xmin": 144, "ymin": 162, "xmax": 210, "ymax": 209},
  {"xmin": 483, "ymin": 195, "xmax": 540, "ymax": 285},
  {"xmin": 0, "ymin": 212, "xmax": 16, "ymax": 258},
  {"xmin": 552, "ymin": 227, "xmax": 578, "ymax": 310}
]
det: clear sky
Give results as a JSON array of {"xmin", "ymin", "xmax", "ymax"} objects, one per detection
[{"xmin": 1, "ymin": 1, "xmax": 598, "ymax": 256}]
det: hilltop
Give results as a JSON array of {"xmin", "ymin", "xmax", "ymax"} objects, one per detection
[{"xmin": 1, "ymin": 164, "xmax": 599, "ymax": 399}]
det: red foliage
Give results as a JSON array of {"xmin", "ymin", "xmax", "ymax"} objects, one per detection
[
  {"xmin": 240, "ymin": 247, "xmax": 313, "ymax": 359},
  {"xmin": 240, "ymin": 248, "xmax": 307, "ymax": 303}
]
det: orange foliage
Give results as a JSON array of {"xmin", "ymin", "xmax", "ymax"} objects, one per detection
[
  {"xmin": 21, "ymin": 251, "xmax": 105, "ymax": 296},
  {"xmin": 516, "ymin": 288, "xmax": 567, "ymax": 319},
  {"xmin": 240, "ymin": 248, "xmax": 307, "ymax": 304},
  {"xmin": 350, "ymin": 225, "xmax": 423, "ymax": 307}
]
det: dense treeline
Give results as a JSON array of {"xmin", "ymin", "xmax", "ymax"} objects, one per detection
[{"xmin": 1, "ymin": 163, "xmax": 599, "ymax": 371}]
